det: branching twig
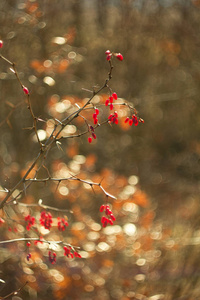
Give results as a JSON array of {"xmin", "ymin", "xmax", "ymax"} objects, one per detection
[{"xmin": 0, "ymin": 53, "xmax": 117, "ymax": 210}]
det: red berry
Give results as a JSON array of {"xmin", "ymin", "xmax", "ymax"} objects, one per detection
[
  {"xmin": 0, "ymin": 218, "xmax": 5, "ymax": 225},
  {"xmin": 92, "ymin": 133, "xmax": 96, "ymax": 139},
  {"xmin": 112, "ymin": 92, "xmax": 118, "ymax": 100},
  {"xmin": 110, "ymin": 214, "xmax": 116, "ymax": 221},
  {"xmin": 88, "ymin": 137, "xmax": 92, "ymax": 143},
  {"xmin": 108, "ymin": 219, "xmax": 114, "ymax": 225},
  {"xmin": 102, "ymin": 219, "xmax": 108, "ymax": 228},
  {"xmin": 27, "ymin": 242, "xmax": 31, "ymax": 247},
  {"xmin": 74, "ymin": 251, "xmax": 81, "ymax": 258},
  {"xmin": 116, "ymin": 53, "xmax": 123, "ymax": 61},
  {"xmin": 132, "ymin": 115, "xmax": 139, "ymax": 126},
  {"xmin": 109, "ymin": 96, "xmax": 113, "ymax": 103},
  {"xmin": 129, "ymin": 119, "xmax": 133, "ymax": 126},
  {"xmin": 125, "ymin": 117, "xmax": 129, "ymax": 123},
  {"xmin": 106, "ymin": 54, "xmax": 112, "ymax": 61},
  {"xmin": 23, "ymin": 86, "xmax": 29, "ymax": 95},
  {"xmin": 110, "ymin": 103, "xmax": 113, "ymax": 110},
  {"xmin": 0, "ymin": 40, "xmax": 3, "ymax": 48},
  {"xmin": 105, "ymin": 99, "xmax": 109, "ymax": 106},
  {"xmin": 105, "ymin": 50, "xmax": 111, "ymax": 55},
  {"xmin": 100, "ymin": 205, "xmax": 105, "ymax": 212}
]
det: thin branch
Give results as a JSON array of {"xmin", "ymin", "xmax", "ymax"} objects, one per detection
[
  {"xmin": 23, "ymin": 175, "xmax": 116, "ymax": 199},
  {"xmin": 15, "ymin": 201, "xmax": 73, "ymax": 214},
  {"xmin": 0, "ymin": 281, "xmax": 28, "ymax": 300}
]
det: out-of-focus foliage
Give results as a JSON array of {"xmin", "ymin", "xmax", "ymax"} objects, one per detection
[{"xmin": 1, "ymin": 0, "xmax": 200, "ymax": 299}]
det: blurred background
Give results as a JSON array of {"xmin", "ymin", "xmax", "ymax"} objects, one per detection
[{"xmin": 1, "ymin": 0, "xmax": 200, "ymax": 299}]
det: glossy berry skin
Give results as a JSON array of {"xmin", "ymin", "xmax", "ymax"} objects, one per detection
[
  {"xmin": 116, "ymin": 53, "xmax": 123, "ymax": 61},
  {"xmin": 105, "ymin": 50, "xmax": 111, "ymax": 55},
  {"xmin": 23, "ymin": 86, "xmax": 29, "ymax": 95},
  {"xmin": 0, "ymin": 40, "xmax": 3, "ymax": 48}
]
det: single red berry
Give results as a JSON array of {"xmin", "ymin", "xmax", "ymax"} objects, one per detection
[
  {"xmin": 27, "ymin": 242, "xmax": 31, "ymax": 247},
  {"xmin": 109, "ymin": 96, "xmax": 113, "ymax": 103},
  {"xmin": 105, "ymin": 50, "xmax": 111, "ymax": 55},
  {"xmin": 108, "ymin": 219, "xmax": 114, "ymax": 225},
  {"xmin": 0, "ymin": 218, "xmax": 5, "ymax": 225},
  {"xmin": 125, "ymin": 117, "xmax": 129, "ymax": 123},
  {"xmin": 74, "ymin": 251, "xmax": 81, "ymax": 258},
  {"xmin": 88, "ymin": 137, "xmax": 92, "ymax": 143},
  {"xmin": 132, "ymin": 115, "xmax": 139, "ymax": 126},
  {"xmin": 110, "ymin": 214, "xmax": 116, "ymax": 221},
  {"xmin": 102, "ymin": 219, "xmax": 108, "ymax": 228},
  {"xmin": 106, "ymin": 54, "xmax": 112, "ymax": 61},
  {"xmin": 95, "ymin": 108, "xmax": 99, "ymax": 115},
  {"xmin": 105, "ymin": 99, "xmax": 109, "ymax": 106},
  {"xmin": 116, "ymin": 53, "xmax": 123, "ymax": 61},
  {"xmin": 105, "ymin": 206, "xmax": 111, "ymax": 215},
  {"xmin": 92, "ymin": 133, "xmax": 96, "ymax": 139},
  {"xmin": 93, "ymin": 118, "xmax": 98, "ymax": 125},
  {"xmin": 110, "ymin": 103, "xmax": 114, "ymax": 110},
  {"xmin": 0, "ymin": 40, "xmax": 3, "ymax": 48},
  {"xmin": 23, "ymin": 86, "xmax": 29, "ymax": 95},
  {"xmin": 100, "ymin": 205, "xmax": 105, "ymax": 212},
  {"xmin": 129, "ymin": 119, "xmax": 133, "ymax": 126},
  {"xmin": 112, "ymin": 92, "xmax": 118, "ymax": 100}
]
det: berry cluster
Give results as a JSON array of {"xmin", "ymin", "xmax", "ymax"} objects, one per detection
[
  {"xmin": 105, "ymin": 50, "xmax": 123, "ymax": 62},
  {"xmin": 108, "ymin": 111, "xmax": 118, "ymax": 124},
  {"xmin": 88, "ymin": 125, "xmax": 97, "ymax": 143},
  {"xmin": 49, "ymin": 251, "xmax": 56, "ymax": 264},
  {"xmin": 100, "ymin": 204, "xmax": 116, "ymax": 228},
  {"xmin": 93, "ymin": 108, "xmax": 99, "ymax": 124},
  {"xmin": 63, "ymin": 246, "xmax": 81, "ymax": 258},
  {"xmin": 24, "ymin": 214, "xmax": 35, "ymax": 231},
  {"xmin": 57, "ymin": 217, "xmax": 69, "ymax": 231},
  {"xmin": 105, "ymin": 92, "xmax": 118, "ymax": 110},
  {"xmin": 125, "ymin": 115, "xmax": 144, "ymax": 126},
  {"xmin": 40, "ymin": 211, "xmax": 53, "ymax": 230}
]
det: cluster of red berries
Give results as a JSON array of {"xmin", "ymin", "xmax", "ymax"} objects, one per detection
[
  {"xmin": 40, "ymin": 211, "xmax": 53, "ymax": 230},
  {"xmin": 25, "ymin": 214, "xmax": 35, "ymax": 231},
  {"xmin": 108, "ymin": 111, "xmax": 118, "ymax": 124},
  {"xmin": 63, "ymin": 246, "xmax": 81, "ymax": 258},
  {"xmin": 93, "ymin": 108, "xmax": 99, "ymax": 124},
  {"xmin": 105, "ymin": 92, "xmax": 118, "ymax": 110},
  {"xmin": 49, "ymin": 251, "xmax": 56, "ymax": 264},
  {"xmin": 88, "ymin": 125, "xmax": 97, "ymax": 143},
  {"xmin": 105, "ymin": 50, "xmax": 123, "ymax": 61},
  {"xmin": 125, "ymin": 115, "xmax": 144, "ymax": 126},
  {"xmin": 24, "ymin": 213, "xmax": 70, "ymax": 232},
  {"xmin": 100, "ymin": 204, "xmax": 116, "ymax": 228},
  {"xmin": 57, "ymin": 217, "xmax": 69, "ymax": 231}
]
